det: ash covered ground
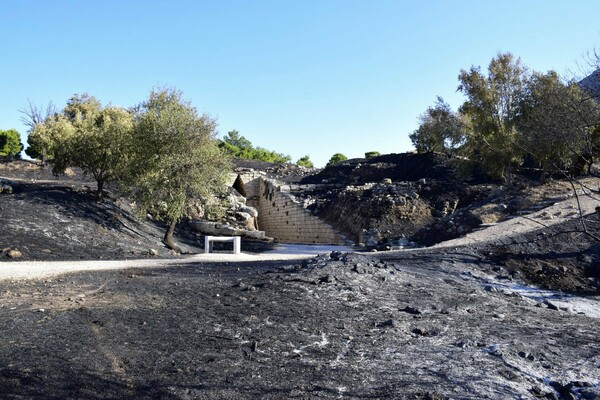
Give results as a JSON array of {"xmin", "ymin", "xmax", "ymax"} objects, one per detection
[{"xmin": 1, "ymin": 159, "xmax": 600, "ymax": 399}]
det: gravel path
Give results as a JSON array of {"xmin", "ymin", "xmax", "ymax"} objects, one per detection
[{"xmin": 0, "ymin": 245, "xmax": 353, "ymax": 281}]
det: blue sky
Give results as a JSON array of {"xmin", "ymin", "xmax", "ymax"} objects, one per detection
[{"xmin": 1, "ymin": 0, "xmax": 599, "ymax": 167}]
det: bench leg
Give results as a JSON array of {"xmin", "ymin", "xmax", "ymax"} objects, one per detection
[
  {"xmin": 234, "ymin": 237, "xmax": 241, "ymax": 254},
  {"xmin": 204, "ymin": 237, "xmax": 210, "ymax": 254}
]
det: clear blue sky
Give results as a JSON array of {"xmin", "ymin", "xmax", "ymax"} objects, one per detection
[{"xmin": 1, "ymin": 0, "xmax": 599, "ymax": 167}]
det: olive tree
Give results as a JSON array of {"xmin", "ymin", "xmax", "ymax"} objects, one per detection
[
  {"xmin": 518, "ymin": 71, "xmax": 600, "ymax": 181},
  {"xmin": 409, "ymin": 96, "xmax": 466, "ymax": 154},
  {"xmin": 67, "ymin": 105, "xmax": 134, "ymax": 197},
  {"xmin": 20, "ymin": 100, "xmax": 57, "ymax": 162},
  {"xmin": 458, "ymin": 52, "xmax": 529, "ymax": 181},
  {"xmin": 27, "ymin": 114, "xmax": 75, "ymax": 169},
  {"xmin": 127, "ymin": 87, "xmax": 230, "ymax": 251}
]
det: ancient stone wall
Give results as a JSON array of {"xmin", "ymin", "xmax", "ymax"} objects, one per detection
[
  {"xmin": 228, "ymin": 172, "xmax": 262, "ymax": 209},
  {"xmin": 257, "ymin": 178, "xmax": 346, "ymax": 245}
]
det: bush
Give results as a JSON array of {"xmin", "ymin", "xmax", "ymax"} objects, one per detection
[
  {"xmin": 0, "ymin": 129, "xmax": 23, "ymax": 159},
  {"xmin": 326, "ymin": 153, "xmax": 348, "ymax": 167},
  {"xmin": 296, "ymin": 155, "xmax": 314, "ymax": 168}
]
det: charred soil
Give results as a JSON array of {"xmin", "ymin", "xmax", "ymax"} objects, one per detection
[{"xmin": 1, "ymin": 159, "xmax": 600, "ymax": 399}]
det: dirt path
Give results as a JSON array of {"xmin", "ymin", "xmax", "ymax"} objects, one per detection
[
  {"xmin": 432, "ymin": 189, "xmax": 600, "ymax": 248},
  {"xmin": 0, "ymin": 245, "xmax": 354, "ymax": 281}
]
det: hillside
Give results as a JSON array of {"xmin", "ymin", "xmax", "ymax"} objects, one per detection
[{"xmin": 1, "ymin": 158, "xmax": 600, "ymax": 399}]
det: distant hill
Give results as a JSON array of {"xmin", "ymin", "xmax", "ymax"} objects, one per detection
[{"xmin": 579, "ymin": 68, "xmax": 600, "ymax": 101}]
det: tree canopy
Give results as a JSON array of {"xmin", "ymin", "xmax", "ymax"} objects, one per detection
[
  {"xmin": 409, "ymin": 97, "xmax": 466, "ymax": 154},
  {"xmin": 326, "ymin": 153, "xmax": 348, "ymax": 167},
  {"xmin": 0, "ymin": 129, "xmax": 23, "ymax": 159},
  {"xmin": 220, "ymin": 130, "xmax": 291, "ymax": 163},
  {"xmin": 25, "ymin": 94, "xmax": 133, "ymax": 198},
  {"xmin": 126, "ymin": 87, "xmax": 230, "ymax": 251},
  {"xmin": 458, "ymin": 52, "xmax": 529, "ymax": 181},
  {"xmin": 296, "ymin": 155, "xmax": 314, "ymax": 168},
  {"xmin": 410, "ymin": 52, "xmax": 600, "ymax": 182}
]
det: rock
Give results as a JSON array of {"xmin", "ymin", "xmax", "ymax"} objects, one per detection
[
  {"xmin": 407, "ymin": 191, "xmax": 419, "ymax": 200},
  {"xmin": 243, "ymin": 217, "xmax": 257, "ymax": 231},
  {"xmin": 238, "ymin": 205, "xmax": 258, "ymax": 218},
  {"xmin": 148, "ymin": 249, "xmax": 159, "ymax": 256},
  {"xmin": 7, "ymin": 249, "xmax": 22, "ymax": 258},
  {"xmin": 381, "ymin": 178, "xmax": 392, "ymax": 184},
  {"xmin": 401, "ymin": 306, "xmax": 422, "ymax": 315},
  {"xmin": 497, "ymin": 203, "xmax": 508, "ymax": 212},
  {"xmin": 376, "ymin": 319, "xmax": 395, "ymax": 328},
  {"xmin": 0, "ymin": 183, "xmax": 13, "ymax": 194},
  {"xmin": 412, "ymin": 327, "xmax": 428, "ymax": 336},
  {"xmin": 544, "ymin": 300, "xmax": 559, "ymax": 310},
  {"xmin": 235, "ymin": 212, "xmax": 252, "ymax": 221}
]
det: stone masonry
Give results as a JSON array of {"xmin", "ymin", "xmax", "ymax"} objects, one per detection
[
  {"xmin": 229, "ymin": 172, "xmax": 347, "ymax": 244},
  {"xmin": 257, "ymin": 178, "xmax": 346, "ymax": 245}
]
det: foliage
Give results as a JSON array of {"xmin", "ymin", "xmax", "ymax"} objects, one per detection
[
  {"xmin": 19, "ymin": 100, "xmax": 57, "ymax": 162},
  {"xmin": 458, "ymin": 52, "xmax": 529, "ymax": 181},
  {"xmin": 220, "ymin": 130, "xmax": 291, "ymax": 163},
  {"xmin": 126, "ymin": 87, "xmax": 230, "ymax": 250},
  {"xmin": 326, "ymin": 153, "xmax": 348, "ymax": 167},
  {"xmin": 0, "ymin": 129, "xmax": 24, "ymax": 159},
  {"xmin": 364, "ymin": 151, "xmax": 380, "ymax": 158},
  {"xmin": 26, "ymin": 93, "xmax": 132, "ymax": 198},
  {"xmin": 67, "ymin": 105, "xmax": 134, "ymax": 196},
  {"xmin": 409, "ymin": 97, "xmax": 466, "ymax": 154},
  {"xmin": 517, "ymin": 71, "xmax": 600, "ymax": 179},
  {"xmin": 27, "ymin": 114, "xmax": 75, "ymax": 169},
  {"xmin": 296, "ymin": 155, "xmax": 314, "ymax": 168}
]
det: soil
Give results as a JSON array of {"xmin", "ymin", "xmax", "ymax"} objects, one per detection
[{"xmin": 1, "ymin": 159, "xmax": 600, "ymax": 399}]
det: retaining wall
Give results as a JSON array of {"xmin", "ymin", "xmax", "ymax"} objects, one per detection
[{"xmin": 257, "ymin": 178, "xmax": 346, "ymax": 245}]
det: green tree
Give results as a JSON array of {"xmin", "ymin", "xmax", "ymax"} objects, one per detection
[
  {"xmin": 458, "ymin": 52, "xmax": 529, "ymax": 181},
  {"xmin": 521, "ymin": 72, "xmax": 600, "ymax": 178},
  {"xmin": 364, "ymin": 151, "xmax": 380, "ymax": 158},
  {"xmin": 409, "ymin": 97, "xmax": 466, "ymax": 154},
  {"xmin": 20, "ymin": 100, "xmax": 57, "ymax": 162},
  {"xmin": 222, "ymin": 130, "xmax": 252, "ymax": 150},
  {"xmin": 326, "ymin": 153, "xmax": 348, "ymax": 167},
  {"xmin": 296, "ymin": 155, "xmax": 314, "ymax": 168},
  {"xmin": 127, "ymin": 87, "xmax": 230, "ymax": 251},
  {"xmin": 67, "ymin": 105, "xmax": 134, "ymax": 198},
  {"xmin": 27, "ymin": 114, "xmax": 75, "ymax": 169},
  {"xmin": 0, "ymin": 129, "xmax": 23, "ymax": 159},
  {"xmin": 219, "ymin": 130, "xmax": 291, "ymax": 163}
]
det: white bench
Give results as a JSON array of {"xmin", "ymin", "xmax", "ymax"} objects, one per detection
[{"xmin": 204, "ymin": 236, "xmax": 241, "ymax": 254}]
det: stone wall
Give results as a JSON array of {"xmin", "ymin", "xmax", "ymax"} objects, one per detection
[
  {"xmin": 257, "ymin": 178, "xmax": 346, "ymax": 245},
  {"xmin": 228, "ymin": 172, "xmax": 262, "ymax": 209}
]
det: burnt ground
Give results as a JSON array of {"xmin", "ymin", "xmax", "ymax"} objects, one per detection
[
  {"xmin": 0, "ymin": 180, "xmax": 273, "ymax": 261},
  {"xmin": 2, "ymin": 160, "xmax": 600, "ymax": 399},
  {"xmin": 1, "ymin": 251, "xmax": 599, "ymax": 399},
  {"xmin": 485, "ymin": 213, "xmax": 600, "ymax": 295}
]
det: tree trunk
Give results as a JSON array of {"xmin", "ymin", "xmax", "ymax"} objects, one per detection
[
  {"xmin": 539, "ymin": 161, "xmax": 548, "ymax": 184},
  {"xmin": 96, "ymin": 180, "xmax": 104, "ymax": 200},
  {"xmin": 163, "ymin": 219, "xmax": 182, "ymax": 253}
]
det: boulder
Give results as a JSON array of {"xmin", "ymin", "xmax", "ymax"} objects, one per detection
[
  {"xmin": 235, "ymin": 212, "xmax": 252, "ymax": 221},
  {"xmin": 7, "ymin": 249, "xmax": 22, "ymax": 258},
  {"xmin": 238, "ymin": 205, "xmax": 258, "ymax": 218},
  {"xmin": 0, "ymin": 183, "xmax": 13, "ymax": 194}
]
